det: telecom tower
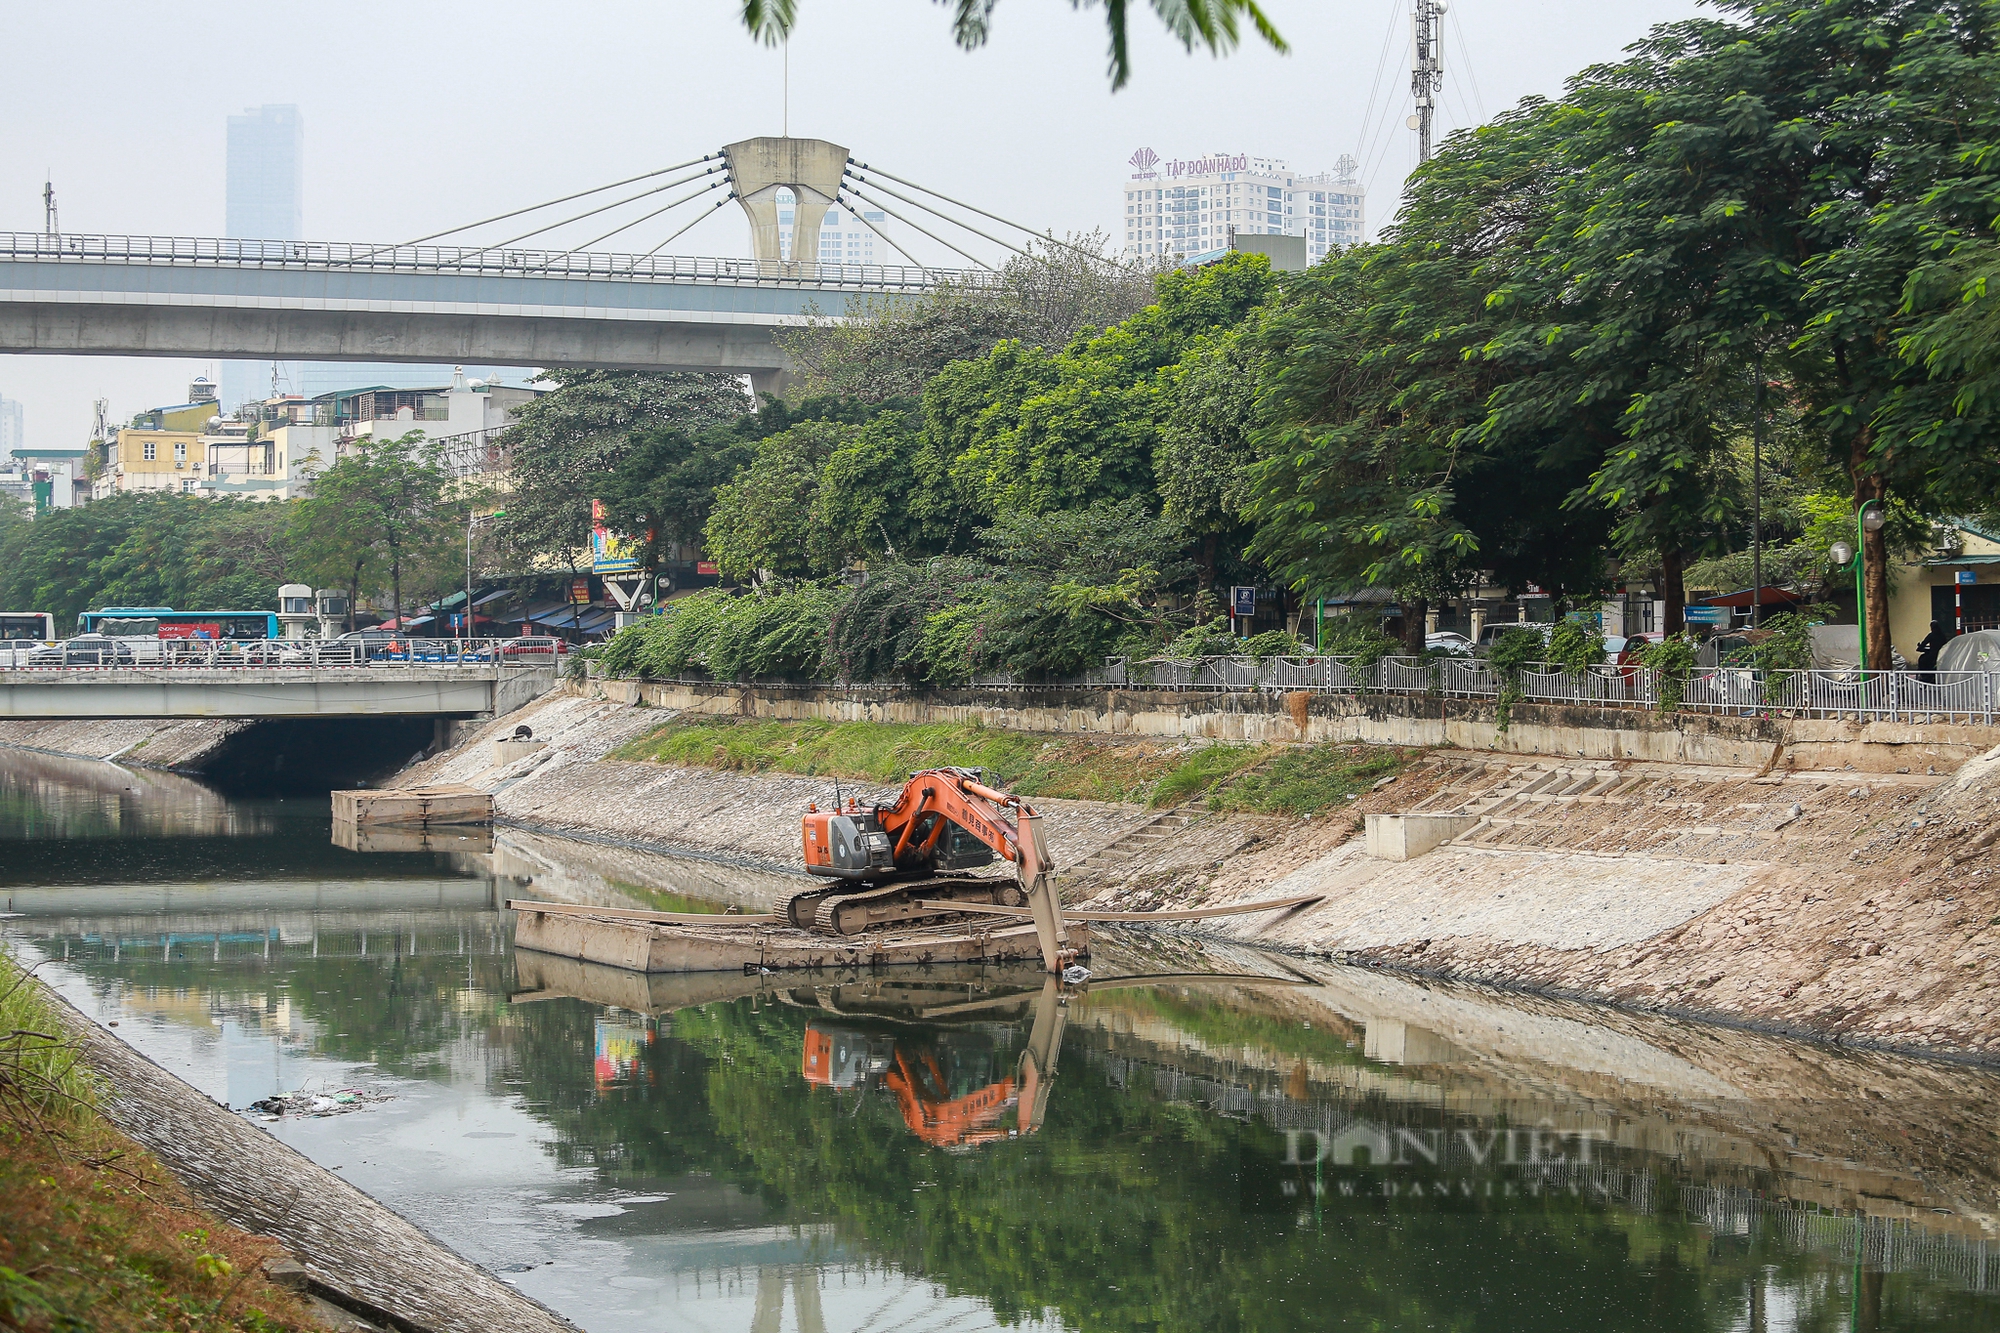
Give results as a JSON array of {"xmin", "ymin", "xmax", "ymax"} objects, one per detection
[{"xmin": 1409, "ymin": 0, "xmax": 1446, "ymax": 163}]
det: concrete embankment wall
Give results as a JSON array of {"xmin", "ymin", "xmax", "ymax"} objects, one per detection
[
  {"xmin": 0, "ymin": 717, "xmax": 246, "ymax": 768},
  {"xmin": 587, "ymin": 675, "xmax": 1995, "ymax": 774}
]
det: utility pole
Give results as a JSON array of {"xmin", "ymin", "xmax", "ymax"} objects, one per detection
[
  {"xmin": 42, "ymin": 179, "xmax": 57, "ymax": 236},
  {"xmin": 1751, "ymin": 352, "xmax": 1765, "ymax": 628},
  {"xmin": 1409, "ymin": 0, "xmax": 1446, "ymax": 163}
]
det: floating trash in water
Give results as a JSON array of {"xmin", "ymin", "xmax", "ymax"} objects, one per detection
[{"xmin": 247, "ymin": 1087, "xmax": 392, "ymax": 1120}]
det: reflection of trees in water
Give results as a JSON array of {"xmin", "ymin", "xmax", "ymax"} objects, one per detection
[
  {"xmin": 495, "ymin": 995, "xmax": 1998, "ymax": 1333},
  {"xmin": 55, "ymin": 932, "xmax": 512, "ymax": 1080}
]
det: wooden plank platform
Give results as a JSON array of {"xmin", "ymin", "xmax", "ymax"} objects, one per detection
[
  {"xmin": 330, "ymin": 784, "xmax": 492, "ymax": 827},
  {"xmin": 512, "ymin": 947, "xmax": 1052, "ymax": 1016},
  {"xmin": 511, "ymin": 901, "xmax": 1086, "ymax": 974}
]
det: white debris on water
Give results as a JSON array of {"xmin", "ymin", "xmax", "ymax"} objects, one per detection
[{"xmin": 247, "ymin": 1087, "xmax": 393, "ymax": 1120}]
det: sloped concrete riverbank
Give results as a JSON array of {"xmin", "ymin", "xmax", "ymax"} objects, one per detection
[{"xmin": 396, "ymin": 683, "xmax": 2000, "ymax": 1057}]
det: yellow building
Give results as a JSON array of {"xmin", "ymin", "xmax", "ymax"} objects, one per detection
[
  {"xmin": 110, "ymin": 429, "xmax": 204, "ymax": 494},
  {"xmin": 1887, "ymin": 519, "xmax": 2000, "ymax": 657}
]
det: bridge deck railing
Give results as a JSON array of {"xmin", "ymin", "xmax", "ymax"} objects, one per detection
[
  {"xmin": 2, "ymin": 637, "xmax": 560, "ymax": 670},
  {"xmin": 0, "ymin": 231, "xmax": 989, "ymax": 292}
]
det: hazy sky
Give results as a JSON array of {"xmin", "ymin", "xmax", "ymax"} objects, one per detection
[{"xmin": 0, "ymin": 0, "xmax": 1707, "ymax": 444}]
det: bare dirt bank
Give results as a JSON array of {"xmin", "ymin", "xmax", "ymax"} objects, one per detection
[{"xmin": 399, "ymin": 685, "xmax": 2000, "ymax": 1057}]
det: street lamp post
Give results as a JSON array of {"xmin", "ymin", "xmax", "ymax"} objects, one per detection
[
  {"xmin": 463, "ymin": 508, "xmax": 503, "ymax": 641},
  {"xmin": 1837, "ymin": 500, "xmax": 1887, "ymax": 673}
]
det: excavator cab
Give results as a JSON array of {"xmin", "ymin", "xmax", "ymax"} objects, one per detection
[{"xmin": 802, "ymin": 807, "xmax": 896, "ymax": 880}]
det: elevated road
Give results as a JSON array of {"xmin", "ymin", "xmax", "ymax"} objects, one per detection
[
  {"xmin": 0, "ymin": 664, "xmax": 556, "ymax": 720},
  {"xmin": 0, "ymin": 232, "xmax": 982, "ymax": 384}
]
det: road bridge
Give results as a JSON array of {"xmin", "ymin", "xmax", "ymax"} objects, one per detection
[{"xmin": 0, "ymin": 664, "xmax": 555, "ymax": 720}]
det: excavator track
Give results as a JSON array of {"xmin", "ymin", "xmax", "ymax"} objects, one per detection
[
  {"xmin": 809, "ymin": 877, "xmax": 1027, "ymax": 937},
  {"xmin": 784, "ymin": 888, "xmax": 844, "ymax": 931}
]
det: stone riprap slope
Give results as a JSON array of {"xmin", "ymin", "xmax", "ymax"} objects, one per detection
[
  {"xmin": 398, "ymin": 689, "xmax": 2000, "ymax": 1055},
  {"xmin": 0, "ymin": 717, "xmax": 244, "ymax": 767}
]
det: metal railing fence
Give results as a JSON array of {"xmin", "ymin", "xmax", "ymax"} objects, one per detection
[
  {"xmin": 0, "ymin": 636, "xmax": 563, "ymax": 671},
  {"xmin": 0, "ymin": 231, "xmax": 984, "ymax": 292},
  {"xmin": 592, "ymin": 653, "xmax": 2000, "ymax": 724}
]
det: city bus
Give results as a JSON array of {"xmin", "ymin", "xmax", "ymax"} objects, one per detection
[
  {"xmin": 75, "ymin": 607, "xmax": 281, "ymax": 640},
  {"xmin": 0, "ymin": 613, "xmax": 55, "ymax": 643}
]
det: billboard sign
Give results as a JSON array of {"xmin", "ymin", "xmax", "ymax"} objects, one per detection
[{"xmin": 589, "ymin": 498, "xmax": 642, "ymax": 573}]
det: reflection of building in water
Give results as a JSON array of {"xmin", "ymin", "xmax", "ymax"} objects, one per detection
[{"xmin": 595, "ymin": 1017, "xmax": 653, "ymax": 1089}]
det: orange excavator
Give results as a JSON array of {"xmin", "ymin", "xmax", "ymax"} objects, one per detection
[
  {"xmin": 792, "ymin": 767, "xmax": 1070, "ymax": 972},
  {"xmin": 799, "ymin": 976, "xmax": 1068, "ymax": 1150}
]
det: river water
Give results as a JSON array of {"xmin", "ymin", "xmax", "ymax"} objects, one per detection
[{"xmin": 7, "ymin": 750, "xmax": 2000, "ymax": 1332}]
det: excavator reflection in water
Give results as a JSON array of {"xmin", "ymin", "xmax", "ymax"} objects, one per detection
[{"xmin": 801, "ymin": 976, "xmax": 1068, "ymax": 1150}]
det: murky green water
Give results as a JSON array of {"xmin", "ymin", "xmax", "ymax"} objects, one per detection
[{"xmin": 6, "ymin": 749, "xmax": 2000, "ymax": 1331}]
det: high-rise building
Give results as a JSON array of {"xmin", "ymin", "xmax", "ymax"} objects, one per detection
[
  {"xmin": 222, "ymin": 105, "xmax": 304, "ymax": 410},
  {"xmin": 217, "ymin": 107, "xmax": 531, "ymax": 408},
  {"xmin": 0, "ymin": 395, "xmax": 23, "ymax": 457},
  {"xmin": 776, "ymin": 194, "xmax": 891, "ymax": 268},
  {"xmin": 226, "ymin": 105, "xmax": 303, "ymax": 239},
  {"xmin": 1120, "ymin": 149, "xmax": 1365, "ymax": 266}
]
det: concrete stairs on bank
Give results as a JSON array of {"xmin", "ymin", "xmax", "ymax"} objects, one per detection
[{"xmin": 1062, "ymin": 807, "xmax": 1206, "ymax": 889}]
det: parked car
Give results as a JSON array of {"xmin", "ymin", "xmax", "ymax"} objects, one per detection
[
  {"xmin": 499, "ymin": 636, "xmax": 565, "ymax": 661},
  {"xmin": 1474, "ymin": 623, "xmax": 1554, "ymax": 655},
  {"xmin": 33, "ymin": 635, "xmax": 141, "ymax": 667},
  {"xmin": 1424, "ymin": 631, "xmax": 1475, "ymax": 657}
]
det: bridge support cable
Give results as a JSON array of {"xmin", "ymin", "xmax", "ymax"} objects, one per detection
[
  {"xmin": 530, "ymin": 176, "xmax": 733, "ymax": 269},
  {"xmin": 842, "ymin": 169, "xmax": 1027, "ymax": 259},
  {"xmin": 838, "ymin": 180, "xmax": 996, "ymax": 272},
  {"xmin": 448, "ymin": 163, "xmax": 731, "ymax": 264},
  {"xmin": 847, "ymin": 162, "xmax": 1110, "ymax": 262},
  {"xmin": 833, "ymin": 192, "xmax": 931, "ymax": 274},
  {"xmin": 348, "ymin": 153, "xmax": 722, "ymax": 263},
  {"xmin": 623, "ymin": 194, "xmax": 738, "ymax": 270}
]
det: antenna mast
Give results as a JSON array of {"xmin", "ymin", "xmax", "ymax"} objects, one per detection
[
  {"xmin": 43, "ymin": 179, "xmax": 58, "ymax": 236},
  {"xmin": 1410, "ymin": 0, "xmax": 1445, "ymax": 163}
]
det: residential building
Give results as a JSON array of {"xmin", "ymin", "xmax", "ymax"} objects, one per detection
[
  {"xmin": 318, "ymin": 369, "xmax": 540, "ymax": 457},
  {"xmin": 132, "ymin": 400, "xmax": 218, "ymax": 434},
  {"xmin": 102, "ymin": 429, "xmax": 205, "ymax": 496},
  {"xmin": 0, "ymin": 395, "xmax": 23, "ymax": 456},
  {"xmin": 297, "ymin": 363, "xmax": 534, "ymax": 400},
  {"xmin": 200, "ymin": 405, "xmax": 322, "ymax": 501},
  {"xmin": 18, "ymin": 449, "xmax": 87, "ymax": 510},
  {"xmin": 1121, "ymin": 149, "xmax": 1365, "ymax": 266},
  {"xmin": 1889, "ymin": 519, "xmax": 2000, "ymax": 656},
  {"xmin": 776, "ymin": 194, "xmax": 891, "ymax": 267},
  {"xmin": 222, "ymin": 104, "xmax": 305, "ymax": 410}
]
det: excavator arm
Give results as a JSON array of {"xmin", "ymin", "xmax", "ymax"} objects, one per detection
[
  {"xmin": 878, "ymin": 769, "xmax": 1066, "ymax": 972},
  {"xmin": 799, "ymin": 768, "xmax": 1070, "ymax": 972}
]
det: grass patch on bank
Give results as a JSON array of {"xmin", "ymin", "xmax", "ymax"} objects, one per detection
[
  {"xmin": 1207, "ymin": 743, "xmax": 1416, "ymax": 817},
  {"xmin": 614, "ymin": 719, "xmax": 1419, "ymax": 814},
  {"xmin": 0, "ymin": 949, "xmax": 318, "ymax": 1333},
  {"xmin": 614, "ymin": 718, "xmax": 1196, "ymax": 804}
]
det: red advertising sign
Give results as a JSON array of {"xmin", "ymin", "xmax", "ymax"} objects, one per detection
[
  {"xmin": 696, "ymin": 561, "xmax": 718, "ymax": 576},
  {"xmin": 569, "ymin": 578, "xmax": 593, "ymax": 605}
]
